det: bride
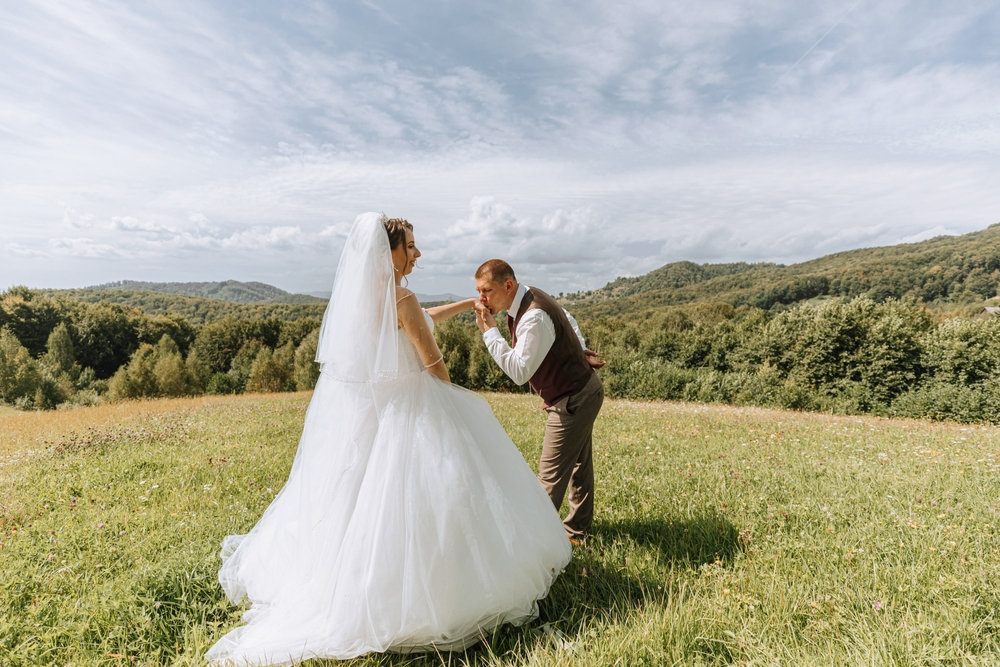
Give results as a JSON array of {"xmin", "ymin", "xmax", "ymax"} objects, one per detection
[{"xmin": 206, "ymin": 213, "xmax": 572, "ymax": 664}]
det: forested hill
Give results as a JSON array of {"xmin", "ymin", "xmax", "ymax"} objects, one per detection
[
  {"xmin": 37, "ymin": 289, "xmax": 327, "ymax": 325},
  {"xmin": 84, "ymin": 280, "xmax": 326, "ymax": 304},
  {"xmin": 25, "ymin": 222, "xmax": 1000, "ymax": 326},
  {"xmin": 566, "ymin": 224, "xmax": 1000, "ymax": 319},
  {"xmin": 37, "ymin": 286, "xmax": 451, "ymax": 325},
  {"xmin": 593, "ymin": 261, "xmax": 781, "ymax": 298},
  {"xmin": 38, "ymin": 279, "xmax": 327, "ymax": 325}
]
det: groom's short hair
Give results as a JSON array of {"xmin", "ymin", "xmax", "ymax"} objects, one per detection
[{"xmin": 476, "ymin": 259, "xmax": 516, "ymax": 284}]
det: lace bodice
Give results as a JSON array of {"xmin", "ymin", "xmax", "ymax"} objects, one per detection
[{"xmin": 397, "ymin": 309, "xmax": 435, "ymax": 375}]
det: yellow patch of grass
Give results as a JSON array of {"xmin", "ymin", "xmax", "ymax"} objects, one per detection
[{"xmin": 0, "ymin": 392, "xmax": 313, "ymax": 465}]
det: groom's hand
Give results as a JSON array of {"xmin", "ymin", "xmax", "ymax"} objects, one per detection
[
  {"xmin": 584, "ymin": 349, "xmax": 606, "ymax": 369},
  {"xmin": 475, "ymin": 302, "xmax": 497, "ymax": 333}
]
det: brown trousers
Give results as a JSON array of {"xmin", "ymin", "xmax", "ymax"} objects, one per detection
[{"xmin": 538, "ymin": 372, "xmax": 604, "ymax": 539}]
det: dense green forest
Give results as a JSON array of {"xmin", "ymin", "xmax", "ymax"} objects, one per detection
[
  {"xmin": 429, "ymin": 296, "xmax": 1000, "ymax": 424},
  {"xmin": 0, "ymin": 286, "xmax": 324, "ymax": 408},
  {"xmin": 4, "ymin": 223, "xmax": 1000, "ymax": 421}
]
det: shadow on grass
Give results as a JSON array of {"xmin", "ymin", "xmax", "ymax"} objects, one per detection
[
  {"xmin": 533, "ymin": 514, "xmax": 739, "ymax": 633},
  {"xmin": 598, "ymin": 512, "xmax": 740, "ymax": 567},
  {"xmin": 298, "ymin": 516, "xmax": 741, "ymax": 666},
  {"xmin": 307, "ymin": 560, "xmax": 663, "ymax": 667}
]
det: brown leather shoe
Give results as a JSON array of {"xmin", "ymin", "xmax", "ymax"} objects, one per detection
[{"xmin": 568, "ymin": 536, "xmax": 586, "ymax": 547}]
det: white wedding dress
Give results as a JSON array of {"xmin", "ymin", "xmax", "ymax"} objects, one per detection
[{"xmin": 206, "ymin": 214, "xmax": 571, "ymax": 665}]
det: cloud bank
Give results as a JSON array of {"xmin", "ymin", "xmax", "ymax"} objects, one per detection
[{"xmin": 1, "ymin": 0, "xmax": 998, "ymax": 294}]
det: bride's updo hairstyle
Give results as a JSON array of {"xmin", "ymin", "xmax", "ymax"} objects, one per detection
[{"xmin": 381, "ymin": 214, "xmax": 413, "ymax": 250}]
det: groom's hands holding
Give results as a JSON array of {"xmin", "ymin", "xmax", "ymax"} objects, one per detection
[
  {"xmin": 475, "ymin": 302, "xmax": 605, "ymax": 368},
  {"xmin": 474, "ymin": 302, "xmax": 497, "ymax": 334}
]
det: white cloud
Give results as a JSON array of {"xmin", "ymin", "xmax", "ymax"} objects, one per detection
[
  {"xmin": 3, "ymin": 242, "xmax": 43, "ymax": 258},
  {"xmin": 219, "ymin": 226, "xmax": 303, "ymax": 251},
  {"xmin": 429, "ymin": 197, "xmax": 668, "ymax": 291},
  {"xmin": 438, "ymin": 197, "xmax": 610, "ymax": 266},
  {"xmin": 899, "ymin": 226, "xmax": 960, "ymax": 244},
  {"xmin": 48, "ymin": 237, "xmax": 121, "ymax": 258},
  {"xmin": 320, "ymin": 222, "xmax": 352, "ymax": 239},
  {"xmin": 62, "ymin": 208, "xmax": 95, "ymax": 229},
  {"xmin": 111, "ymin": 216, "xmax": 175, "ymax": 235},
  {"xmin": 1, "ymin": 1, "xmax": 999, "ymax": 294}
]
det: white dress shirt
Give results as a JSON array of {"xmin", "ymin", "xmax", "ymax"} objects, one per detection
[{"xmin": 482, "ymin": 284, "xmax": 587, "ymax": 386}]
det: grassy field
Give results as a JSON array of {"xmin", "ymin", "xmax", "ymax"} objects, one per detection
[{"xmin": 2, "ymin": 392, "xmax": 1000, "ymax": 666}]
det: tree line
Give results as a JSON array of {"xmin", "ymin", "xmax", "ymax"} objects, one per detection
[
  {"xmin": 0, "ymin": 287, "xmax": 321, "ymax": 409},
  {"xmin": 5, "ymin": 285, "xmax": 1000, "ymax": 423},
  {"xmin": 436, "ymin": 297, "xmax": 1000, "ymax": 424}
]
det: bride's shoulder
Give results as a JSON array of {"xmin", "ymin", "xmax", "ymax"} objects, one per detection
[
  {"xmin": 395, "ymin": 287, "xmax": 423, "ymax": 328},
  {"xmin": 395, "ymin": 286, "xmax": 417, "ymax": 306}
]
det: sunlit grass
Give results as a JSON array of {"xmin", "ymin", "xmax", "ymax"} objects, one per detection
[
  {"xmin": 2, "ymin": 393, "xmax": 1000, "ymax": 665},
  {"xmin": 0, "ymin": 393, "xmax": 304, "ymax": 464}
]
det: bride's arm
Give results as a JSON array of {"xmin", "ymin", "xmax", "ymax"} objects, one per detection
[
  {"xmin": 397, "ymin": 291, "xmax": 450, "ymax": 383},
  {"xmin": 425, "ymin": 298, "xmax": 477, "ymax": 323}
]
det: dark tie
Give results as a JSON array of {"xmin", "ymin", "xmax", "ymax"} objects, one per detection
[{"xmin": 507, "ymin": 314, "xmax": 516, "ymax": 347}]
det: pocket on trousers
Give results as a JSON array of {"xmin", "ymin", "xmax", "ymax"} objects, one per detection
[{"xmin": 547, "ymin": 395, "xmax": 571, "ymax": 415}]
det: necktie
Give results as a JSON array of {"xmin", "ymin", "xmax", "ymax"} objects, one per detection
[{"xmin": 507, "ymin": 314, "xmax": 516, "ymax": 347}]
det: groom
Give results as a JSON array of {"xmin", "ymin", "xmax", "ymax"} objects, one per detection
[{"xmin": 474, "ymin": 259, "xmax": 605, "ymax": 545}]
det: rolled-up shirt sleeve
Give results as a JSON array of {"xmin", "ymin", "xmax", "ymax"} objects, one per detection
[
  {"xmin": 564, "ymin": 309, "xmax": 586, "ymax": 350},
  {"xmin": 482, "ymin": 310, "xmax": 556, "ymax": 386}
]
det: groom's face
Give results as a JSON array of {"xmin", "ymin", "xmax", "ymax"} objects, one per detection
[{"xmin": 476, "ymin": 277, "xmax": 515, "ymax": 315}]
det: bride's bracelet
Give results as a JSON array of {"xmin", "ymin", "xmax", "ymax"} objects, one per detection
[{"xmin": 424, "ymin": 354, "xmax": 444, "ymax": 368}]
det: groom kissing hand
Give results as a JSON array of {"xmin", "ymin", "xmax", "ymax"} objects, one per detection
[{"xmin": 474, "ymin": 259, "xmax": 605, "ymax": 545}]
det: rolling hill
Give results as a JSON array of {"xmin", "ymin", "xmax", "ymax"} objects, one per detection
[
  {"xmin": 35, "ymin": 223, "xmax": 1000, "ymax": 325},
  {"xmin": 37, "ymin": 289, "xmax": 328, "ymax": 325},
  {"xmin": 39, "ymin": 283, "xmax": 468, "ymax": 325},
  {"xmin": 591, "ymin": 261, "xmax": 781, "ymax": 298},
  {"xmin": 565, "ymin": 224, "xmax": 1000, "ymax": 320},
  {"xmin": 84, "ymin": 280, "xmax": 327, "ymax": 304}
]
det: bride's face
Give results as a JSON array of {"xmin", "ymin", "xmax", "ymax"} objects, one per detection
[{"xmin": 391, "ymin": 228, "xmax": 421, "ymax": 278}]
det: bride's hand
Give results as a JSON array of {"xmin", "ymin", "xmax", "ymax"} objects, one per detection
[
  {"xmin": 425, "ymin": 298, "xmax": 481, "ymax": 324},
  {"xmin": 475, "ymin": 303, "xmax": 497, "ymax": 333}
]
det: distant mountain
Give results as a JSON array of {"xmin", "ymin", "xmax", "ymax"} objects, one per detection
[
  {"xmin": 415, "ymin": 292, "xmax": 472, "ymax": 303},
  {"xmin": 39, "ymin": 281, "xmax": 472, "ymax": 325},
  {"xmin": 40, "ymin": 288, "xmax": 327, "ymax": 325},
  {"xmin": 566, "ymin": 224, "xmax": 1000, "ymax": 320},
  {"xmin": 297, "ymin": 291, "xmax": 472, "ymax": 303},
  {"xmin": 86, "ymin": 280, "xmax": 326, "ymax": 304},
  {"xmin": 68, "ymin": 222, "xmax": 1000, "ymax": 327}
]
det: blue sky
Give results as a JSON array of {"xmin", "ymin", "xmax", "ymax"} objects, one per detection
[{"xmin": 2, "ymin": 0, "xmax": 999, "ymax": 295}]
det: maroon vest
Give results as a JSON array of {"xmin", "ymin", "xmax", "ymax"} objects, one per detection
[{"xmin": 510, "ymin": 287, "xmax": 594, "ymax": 407}]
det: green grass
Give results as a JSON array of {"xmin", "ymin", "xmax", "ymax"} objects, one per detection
[{"xmin": 3, "ymin": 393, "xmax": 1000, "ymax": 665}]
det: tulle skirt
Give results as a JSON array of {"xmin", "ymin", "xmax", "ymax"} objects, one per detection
[{"xmin": 206, "ymin": 370, "xmax": 572, "ymax": 664}]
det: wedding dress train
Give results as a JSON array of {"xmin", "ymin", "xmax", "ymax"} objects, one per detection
[{"xmin": 206, "ymin": 215, "xmax": 571, "ymax": 664}]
